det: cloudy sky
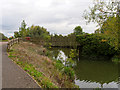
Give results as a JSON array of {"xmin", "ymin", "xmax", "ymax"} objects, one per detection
[{"xmin": 1, "ymin": 0, "xmax": 98, "ymax": 37}]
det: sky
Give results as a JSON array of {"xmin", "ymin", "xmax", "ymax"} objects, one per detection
[{"xmin": 1, "ymin": 0, "xmax": 98, "ymax": 37}]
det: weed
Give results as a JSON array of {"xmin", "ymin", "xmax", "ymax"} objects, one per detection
[
  {"xmin": 8, "ymin": 55, "xmax": 16, "ymax": 58},
  {"xmin": 16, "ymin": 61, "xmax": 23, "ymax": 65}
]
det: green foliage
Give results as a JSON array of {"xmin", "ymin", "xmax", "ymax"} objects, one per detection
[
  {"xmin": 29, "ymin": 25, "xmax": 50, "ymax": 41},
  {"xmin": 8, "ymin": 51, "xmax": 16, "ymax": 58},
  {"xmin": 84, "ymin": 0, "xmax": 118, "ymax": 26},
  {"xmin": 55, "ymin": 60, "xmax": 64, "ymax": 71},
  {"xmin": 100, "ymin": 17, "xmax": 118, "ymax": 50},
  {"xmin": 24, "ymin": 64, "xmax": 43, "ymax": 77},
  {"xmin": 14, "ymin": 31, "xmax": 21, "ymax": 38},
  {"xmin": 23, "ymin": 64, "xmax": 58, "ymax": 88},
  {"xmin": 76, "ymin": 34, "xmax": 117, "ymax": 58},
  {"xmin": 19, "ymin": 20, "xmax": 29, "ymax": 37},
  {"xmin": 74, "ymin": 26, "xmax": 83, "ymax": 35},
  {"xmin": 14, "ymin": 20, "xmax": 51, "ymax": 46},
  {"xmin": 63, "ymin": 67, "xmax": 75, "ymax": 80},
  {"xmin": 84, "ymin": 0, "xmax": 120, "ymax": 54},
  {"xmin": 16, "ymin": 61, "xmax": 23, "ymax": 65},
  {"xmin": 55, "ymin": 60, "xmax": 75, "ymax": 80},
  {"xmin": 65, "ymin": 49, "xmax": 77, "ymax": 67}
]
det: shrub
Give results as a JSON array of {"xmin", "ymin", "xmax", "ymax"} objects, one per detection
[{"xmin": 76, "ymin": 34, "xmax": 117, "ymax": 58}]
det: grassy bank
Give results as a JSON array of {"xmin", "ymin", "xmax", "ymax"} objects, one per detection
[{"xmin": 8, "ymin": 42, "xmax": 78, "ymax": 88}]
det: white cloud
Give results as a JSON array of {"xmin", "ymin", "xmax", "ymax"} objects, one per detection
[{"xmin": 1, "ymin": 0, "xmax": 97, "ymax": 37}]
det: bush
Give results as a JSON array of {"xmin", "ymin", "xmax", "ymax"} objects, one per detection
[
  {"xmin": 76, "ymin": 34, "xmax": 117, "ymax": 58},
  {"xmin": 55, "ymin": 60, "xmax": 75, "ymax": 80},
  {"xmin": 63, "ymin": 67, "xmax": 75, "ymax": 80}
]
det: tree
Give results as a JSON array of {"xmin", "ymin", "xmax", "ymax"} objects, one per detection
[
  {"xmin": 84, "ymin": 0, "xmax": 120, "ymax": 51},
  {"xmin": 74, "ymin": 26, "xmax": 83, "ymax": 35},
  {"xmin": 76, "ymin": 34, "xmax": 117, "ymax": 58},
  {"xmin": 19, "ymin": 20, "xmax": 28, "ymax": 37},
  {"xmin": 84, "ymin": 0, "xmax": 119, "ymax": 27},
  {"xmin": 29, "ymin": 25, "xmax": 50, "ymax": 41},
  {"xmin": 14, "ymin": 31, "xmax": 21, "ymax": 38}
]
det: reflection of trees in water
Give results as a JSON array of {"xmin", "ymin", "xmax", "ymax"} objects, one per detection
[{"xmin": 74, "ymin": 60, "xmax": 119, "ymax": 85}]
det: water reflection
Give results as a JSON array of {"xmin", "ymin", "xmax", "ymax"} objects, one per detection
[
  {"xmin": 74, "ymin": 60, "xmax": 119, "ymax": 88},
  {"xmin": 49, "ymin": 47, "xmax": 119, "ymax": 88}
]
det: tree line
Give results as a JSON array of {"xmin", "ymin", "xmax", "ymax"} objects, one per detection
[
  {"xmin": 14, "ymin": 19, "xmax": 119, "ymax": 59},
  {"xmin": 14, "ymin": 0, "xmax": 120, "ymax": 59}
]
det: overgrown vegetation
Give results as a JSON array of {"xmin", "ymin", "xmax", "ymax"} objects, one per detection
[
  {"xmin": 8, "ymin": 42, "xmax": 78, "ymax": 88},
  {"xmin": 83, "ymin": 0, "xmax": 120, "ymax": 60},
  {"xmin": 76, "ymin": 33, "xmax": 117, "ymax": 59}
]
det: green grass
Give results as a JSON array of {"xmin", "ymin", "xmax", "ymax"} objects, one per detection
[
  {"xmin": 8, "ymin": 51, "xmax": 17, "ymax": 58},
  {"xmin": 22, "ymin": 62, "xmax": 58, "ymax": 88},
  {"xmin": 8, "ymin": 55, "xmax": 16, "ymax": 58}
]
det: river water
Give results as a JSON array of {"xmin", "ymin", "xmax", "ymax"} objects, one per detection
[{"xmin": 49, "ymin": 47, "xmax": 119, "ymax": 88}]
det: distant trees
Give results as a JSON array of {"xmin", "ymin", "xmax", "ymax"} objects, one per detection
[{"xmin": 0, "ymin": 33, "xmax": 8, "ymax": 40}]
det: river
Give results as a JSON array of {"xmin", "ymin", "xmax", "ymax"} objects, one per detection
[{"xmin": 49, "ymin": 47, "xmax": 119, "ymax": 88}]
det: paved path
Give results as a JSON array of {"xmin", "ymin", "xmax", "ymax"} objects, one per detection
[{"xmin": 1, "ymin": 42, "xmax": 40, "ymax": 88}]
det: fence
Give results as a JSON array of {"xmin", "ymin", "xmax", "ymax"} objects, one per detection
[{"xmin": 7, "ymin": 38, "xmax": 22, "ymax": 50}]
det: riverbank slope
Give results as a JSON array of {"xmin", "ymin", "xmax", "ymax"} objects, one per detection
[{"xmin": 8, "ymin": 42, "xmax": 78, "ymax": 88}]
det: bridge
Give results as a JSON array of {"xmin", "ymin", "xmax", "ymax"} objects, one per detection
[{"xmin": 50, "ymin": 36, "xmax": 80, "ymax": 48}]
